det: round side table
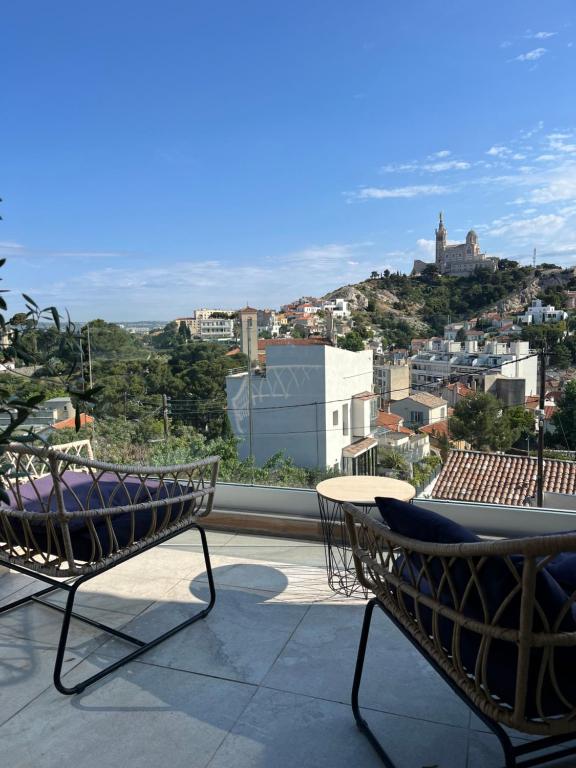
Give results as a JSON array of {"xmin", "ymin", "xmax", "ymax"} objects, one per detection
[{"xmin": 315, "ymin": 476, "xmax": 415, "ymax": 596}]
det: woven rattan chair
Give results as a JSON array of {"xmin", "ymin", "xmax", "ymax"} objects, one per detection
[
  {"xmin": 344, "ymin": 501, "xmax": 576, "ymax": 768},
  {"xmin": 0, "ymin": 440, "xmax": 219, "ymax": 695}
]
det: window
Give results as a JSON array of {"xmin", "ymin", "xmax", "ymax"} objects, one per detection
[
  {"xmin": 342, "ymin": 403, "xmax": 349, "ymax": 436},
  {"xmin": 410, "ymin": 411, "xmax": 424, "ymax": 425},
  {"xmin": 332, "ymin": 410, "xmax": 339, "ymax": 426}
]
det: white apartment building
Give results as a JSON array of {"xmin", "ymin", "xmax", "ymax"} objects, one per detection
[
  {"xmin": 410, "ymin": 339, "xmax": 538, "ymax": 396},
  {"xmin": 226, "ymin": 344, "xmax": 377, "ymax": 473},
  {"xmin": 199, "ymin": 318, "xmax": 235, "ymax": 341},
  {"xmin": 517, "ymin": 299, "xmax": 568, "ymax": 325},
  {"xmin": 321, "ymin": 298, "xmax": 350, "ymax": 318}
]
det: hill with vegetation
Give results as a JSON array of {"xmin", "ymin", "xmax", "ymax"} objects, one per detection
[{"xmin": 325, "ymin": 262, "xmax": 576, "ymax": 346}]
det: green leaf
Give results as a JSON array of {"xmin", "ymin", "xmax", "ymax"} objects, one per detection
[
  {"xmin": 21, "ymin": 293, "xmax": 38, "ymax": 308},
  {"xmin": 50, "ymin": 306, "xmax": 61, "ymax": 331}
]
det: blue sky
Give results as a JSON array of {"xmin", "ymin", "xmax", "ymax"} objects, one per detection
[{"xmin": 1, "ymin": 1, "xmax": 575, "ymax": 320}]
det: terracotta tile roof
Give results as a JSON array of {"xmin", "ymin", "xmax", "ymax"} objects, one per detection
[
  {"xmin": 432, "ymin": 450, "xmax": 576, "ymax": 506},
  {"xmin": 53, "ymin": 414, "xmax": 94, "ymax": 430},
  {"xmin": 525, "ymin": 396, "xmax": 539, "ymax": 410},
  {"xmin": 342, "ymin": 437, "xmax": 378, "ymax": 457},
  {"xmin": 406, "ymin": 392, "xmax": 447, "ymax": 409},
  {"xmin": 545, "ymin": 405, "xmax": 557, "ymax": 420},
  {"xmin": 377, "ymin": 411, "xmax": 402, "ymax": 428},
  {"xmin": 419, "ymin": 419, "xmax": 449, "ymax": 437},
  {"xmin": 444, "ymin": 382, "xmax": 474, "ymax": 397}
]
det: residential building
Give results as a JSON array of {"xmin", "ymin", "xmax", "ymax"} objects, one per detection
[
  {"xmin": 199, "ymin": 317, "xmax": 235, "ymax": 341},
  {"xmin": 390, "ymin": 392, "xmax": 448, "ymax": 429},
  {"xmin": 0, "ymin": 396, "xmax": 77, "ymax": 434},
  {"xmin": 517, "ymin": 299, "xmax": 568, "ymax": 325},
  {"xmin": 256, "ymin": 337, "xmax": 332, "ymax": 366},
  {"xmin": 226, "ymin": 344, "xmax": 377, "ymax": 473},
  {"xmin": 373, "ymin": 358, "xmax": 410, "ymax": 404},
  {"xmin": 440, "ymin": 381, "xmax": 474, "ymax": 406},
  {"xmin": 257, "ymin": 309, "xmax": 280, "ymax": 337},
  {"xmin": 239, "ymin": 306, "xmax": 258, "ymax": 363},
  {"xmin": 410, "ymin": 339, "xmax": 538, "ymax": 396},
  {"xmin": 176, "ymin": 316, "xmax": 200, "ymax": 335},
  {"xmin": 321, "ymin": 298, "xmax": 350, "ymax": 318},
  {"xmin": 430, "ymin": 450, "xmax": 576, "ymax": 507},
  {"xmin": 433, "ymin": 213, "xmax": 498, "ymax": 276},
  {"xmin": 564, "ymin": 290, "xmax": 576, "ymax": 310},
  {"xmin": 195, "ymin": 308, "xmax": 232, "ymax": 321}
]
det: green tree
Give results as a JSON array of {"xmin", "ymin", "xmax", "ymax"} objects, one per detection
[
  {"xmin": 338, "ymin": 331, "xmax": 365, "ymax": 352},
  {"xmin": 450, "ymin": 393, "xmax": 515, "ymax": 452},
  {"xmin": 552, "ymin": 381, "xmax": 576, "ymax": 450},
  {"xmin": 552, "ymin": 343, "xmax": 572, "ymax": 370}
]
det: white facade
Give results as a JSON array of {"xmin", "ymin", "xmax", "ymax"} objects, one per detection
[
  {"xmin": 226, "ymin": 345, "xmax": 374, "ymax": 470},
  {"xmin": 322, "ymin": 298, "xmax": 350, "ymax": 318},
  {"xmin": 199, "ymin": 318, "xmax": 235, "ymax": 340},
  {"xmin": 374, "ymin": 361, "xmax": 410, "ymax": 403},
  {"xmin": 410, "ymin": 339, "xmax": 538, "ymax": 396},
  {"xmin": 517, "ymin": 299, "xmax": 568, "ymax": 325}
]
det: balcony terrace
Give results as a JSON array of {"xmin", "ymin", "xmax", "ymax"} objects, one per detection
[{"xmin": 3, "ymin": 494, "xmax": 576, "ymax": 768}]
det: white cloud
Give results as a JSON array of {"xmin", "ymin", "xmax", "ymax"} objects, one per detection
[
  {"xmin": 356, "ymin": 184, "xmax": 451, "ymax": 199},
  {"xmin": 433, "ymin": 150, "xmax": 451, "ymax": 158},
  {"xmin": 535, "ymin": 154, "xmax": 556, "ymax": 162},
  {"xmin": 500, "ymin": 40, "xmax": 512, "ymax": 49},
  {"xmin": 528, "ymin": 164, "xmax": 576, "ymax": 203},
  {"xmin": 416, "ymin": 239, "xmax": 435, "ymax": 256},
  {"xmin": 516, "ymin": 48, "xmax": 547, "ymax": 62},
  {"xmin": 423, "ymin": 160, "xmax": 470, "ymax": 172},
  {"xmin": 0, "ymin": 241, "xmax": 25, "ymax": 250},
  {"xmin": 511, "ymin": 153, "xmax": 526, "ymax": 160},
  {"xmin": 548, "ymin": 132, "xmax": 576, "ymax": 154},
  {"xmin": 486, "ymin": 146, "xmax": 511, "ymax": 157},
  {"xmin": 490, "ymin": 213, "xmax": 565, "ymax": 237},
  {"xmin": 531, "ymin": 31, "xmax": 556, "ymax": 39}
]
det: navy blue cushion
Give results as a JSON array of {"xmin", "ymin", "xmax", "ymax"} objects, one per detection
[
  {"xmin": 3, "ymin": 471, "xmax": 194, "ymax": 561},
  {"xmin": 375, "ymin": 498, "xmax": 576, "ymax": 717}
]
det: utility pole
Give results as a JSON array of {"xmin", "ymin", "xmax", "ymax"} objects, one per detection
[
  {"xmin": 86, "ymin": 322, "xmax": 93, "ymax": 389},
  {"xmin": 536, "ymin": 347, "xmax": 547, "ymax": 507},
  {"xmin": 247, "ymin": 319, "xmax": 254, "ymax": 460},
  {"xmin": 162, "ymin": 394, "xmax": 170, "ymax": 439}
]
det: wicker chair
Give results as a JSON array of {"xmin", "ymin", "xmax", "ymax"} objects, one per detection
[
  {"xmin": 0, "ymin": 440, "xmax": 220, "ymax": 695},
  {"xmin": 344, "ymin": 501, "xmax": 576, "ymax": 768}
]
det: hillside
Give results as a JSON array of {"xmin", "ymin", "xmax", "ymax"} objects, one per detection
[{"xmin": 322, "ymin": 264, "xmax": 575, "ymax": 344}]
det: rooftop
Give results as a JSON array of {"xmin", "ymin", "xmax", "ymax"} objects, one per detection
[
  {"xmin": 0, "ymin": 528, "xmax": 529, "ymax": 767},
  {"xmin": 432, "ymin": 450, "xmax": 576, "ymax": 506},
  {"xmin": 404, "ymin": 392, "xmax": 447, "ymax": 408}
]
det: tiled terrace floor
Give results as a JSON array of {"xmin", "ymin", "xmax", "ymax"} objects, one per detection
[{"xmin": 0, "ymin": 530, "xmax": 573, "ymax": 768}]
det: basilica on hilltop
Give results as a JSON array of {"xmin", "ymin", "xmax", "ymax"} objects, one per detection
[{"xmin": 413, "ymin": 213, "xmax": 499, "ymax": 277}]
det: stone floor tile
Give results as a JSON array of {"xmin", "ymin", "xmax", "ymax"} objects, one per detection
[
  {"xmin": 0, "ymin": 658, "xmax": 256, "ymax": 768},
  {"xmin": 262, "ymin": 601, "xmax": 470, "ymax": 728},
  {"xmin": 98, "ymin": 580, "xmax": 310, "ymax": 685},
  {"xmin": 207, "ymin": 686, "xmax": 469, "ymax": 768},
  {"xmin": 0, "ymin": 631, "xmax": 83, "ymax": 726}
]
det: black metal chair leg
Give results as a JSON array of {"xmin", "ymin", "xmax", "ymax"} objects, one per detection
[
  {"xmin": 49, "ymin": 524, "xmax": 216, "ymax": 695},
  {"xmin": 352, "ymin": 598, "xmax": 397, "ymax": 768}
]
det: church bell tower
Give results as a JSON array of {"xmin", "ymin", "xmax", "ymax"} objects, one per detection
[{"xmin": 435, "ymin": 211, "xmax": 446, "ymax": 272}]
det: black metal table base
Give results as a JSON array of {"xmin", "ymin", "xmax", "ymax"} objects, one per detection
[
  {"xmin": 317, "ymin": 494, "xmax": 369, "ymax": 597},
  {"xmin": 0, "ymin": 523, "xmax": 215, "ymax": 695},
  {"xmin": 353, "ymin": 599, "xmax": 576, "ymax": 768}
]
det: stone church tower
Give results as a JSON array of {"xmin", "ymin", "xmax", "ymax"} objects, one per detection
[{"xmin": 435, "ymin": 211, "xmax": 447, "ymax": 272}]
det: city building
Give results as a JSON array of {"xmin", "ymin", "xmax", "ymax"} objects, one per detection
[
  {"xmin": 564, "ymin": 291, "xmax": 576, "ymax": 310},
  {"xmin": 321, "ymin": 298, "xmax": 350, "ymax": 318},
  {"xmin": 198, "ymin": 317, "xmax": 235, "ymax": 341},
  {"xmin": 0, "ymin": 396, "xmax": 77, "ymax": 434},
  {"xmin": 226, "ymin": 344, "xmax": 377, "ymax": 473},
  {"xmin": 414, "ymin": 213, "xmax": 498, "ymax": 276},
  {"xmin": 390, "ymin": 392, "xmax": 448, "ymax": 429},
  {"xmin": 410, "ymin": 339, "xmax": 538, "ymax": 396},
  {"xmin": 517, "ymin": 299, "xmax": 568, "ymax": 325},
  {"xmin": 257, "ymin": 309, "xmax": 280, "ymax": 337},
  {"xmin": 373, "ymin": 358, "xmax": 410, "ymax": 405},
  {"xmin": 175, "ymin": 316, "xmax": 200, "ymax": 335}
]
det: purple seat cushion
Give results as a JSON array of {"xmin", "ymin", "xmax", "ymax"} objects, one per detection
[{"xmin": 3, "ymin": 470, "xmax": 194, "ymax": 561}]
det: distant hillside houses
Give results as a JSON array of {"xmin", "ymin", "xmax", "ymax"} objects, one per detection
[{"xmin": 517, "ymin": 299, "xmax": 568, "ymax": 325}]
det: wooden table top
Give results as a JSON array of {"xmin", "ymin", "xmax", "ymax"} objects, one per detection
[{"xmin": 315, "ymin": 475, "xmax": 416, "ymax": 505}]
